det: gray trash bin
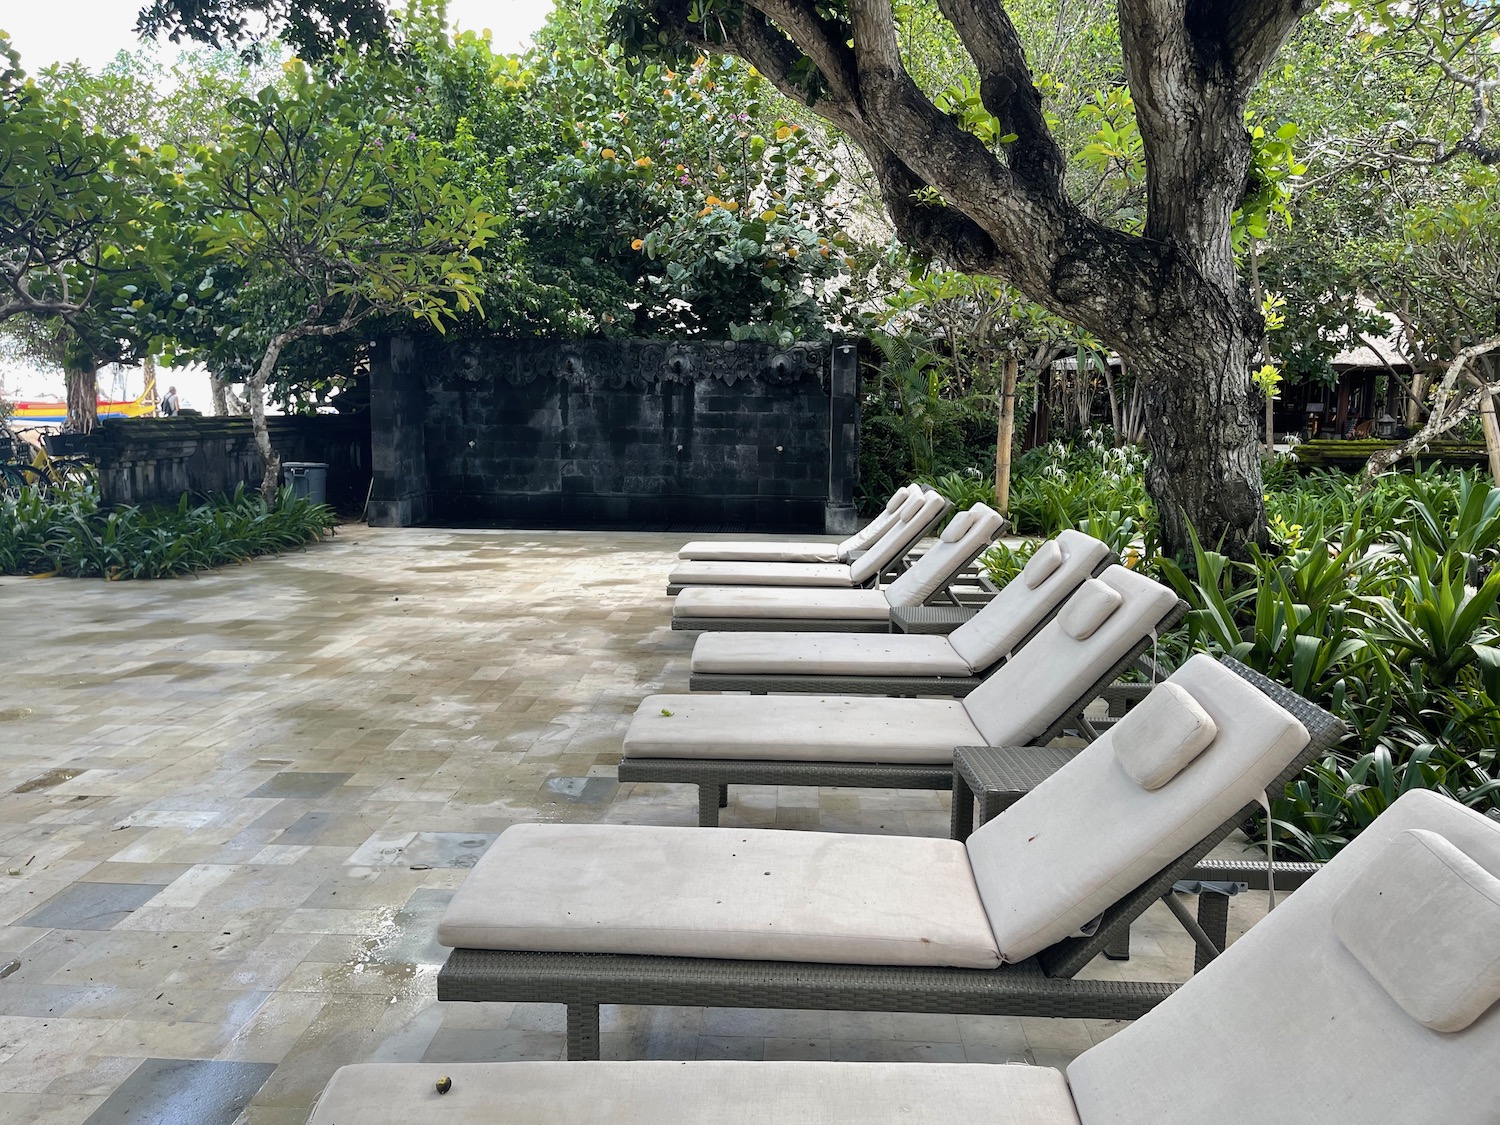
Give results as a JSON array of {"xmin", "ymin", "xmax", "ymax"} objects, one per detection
[{"xmin": 283, "ymin": 462, "xmax": 329, "ymax": 506}]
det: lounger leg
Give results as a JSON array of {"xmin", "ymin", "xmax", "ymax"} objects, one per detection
[
  {"xmin": 718, "ymin": 784, "xmax": 729, "ymax": 807},
  {"xmin": 949, "ymin": 775, "xmax": 975, "ymax": 841},
  {"xmin": 566, "ymin": 1003, "xmax": 601, "ymax": 1061},
  {"xmin": 1194, "ymin": 891, "xmax": 1231, "ymax": 974},
  {"xmin": 1104, "ymin": 924, "xmax": 1131, "ymax": 961},
  {"xmin": 697, "ymin": 785, "xmax": 722, "ymax": 827}
]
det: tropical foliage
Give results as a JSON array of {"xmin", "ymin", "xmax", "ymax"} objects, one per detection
[
  {"xmin": 954, "ymin": 443, "xmax": 1500, "ymax": 858},
  {"xmin": 0, "ymin": 477, "xmax": 336, "ymax": 579}
]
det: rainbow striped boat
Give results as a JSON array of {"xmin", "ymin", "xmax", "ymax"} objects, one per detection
[{"xmin": 6, "ymin": 391, "xmax": 157, "ymax": 426}]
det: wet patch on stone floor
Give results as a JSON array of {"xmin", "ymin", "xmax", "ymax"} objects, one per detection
[
  {"xmin": 79, "ymin": 1057, "xmax": 275, "ymax": 1125},
  {"xmin": 245, "ymin": 772, "xmax": 353, "ymax": 799},
  {"xmin": 11, "ymin": 768, "xmax": 84, "ymax": 794}
]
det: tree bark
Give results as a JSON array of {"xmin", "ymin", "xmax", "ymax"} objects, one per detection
[
  {"xmin": 65, "ymin": 361, "xmax": 98, "ymax": 434},
  {"xmin": 248, "ymin": 335, "xmax": 288, "ymax": 501},
  {"xmin": 1103, "ymin": 357, "xmax": 1122, "ymax": 445},
  {"xmin": 995, "ymin": 353, "xmax": 1019, "ymax": 514}
]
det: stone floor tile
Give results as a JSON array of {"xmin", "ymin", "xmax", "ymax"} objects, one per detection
[
  {"xmin": 13, "ymin": 882, "xmax": 170, "ymax": 931},
  {"xmin": 0, "ymin": 1092, "xmax": 107, "ymax": 1125}
]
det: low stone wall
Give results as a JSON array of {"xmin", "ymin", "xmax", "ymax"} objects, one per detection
[
  {"xmin": 77, "ymin": 415, "xmax": 371, "ymax": 510},
  {"xmin": 367, "ymin": 336, "xmax": 860, "ymax": 532}
]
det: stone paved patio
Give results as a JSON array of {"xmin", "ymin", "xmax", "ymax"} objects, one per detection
[{"xmin": 0, "ymin": 527, "xmax": 1271, "ymax": 1124}]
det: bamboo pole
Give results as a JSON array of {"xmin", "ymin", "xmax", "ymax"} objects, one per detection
[
  {"xmin": 1466, "ymin": 371, "xmax": 1500, "ymax": 484},
  {"xmin": 996, "ymin": 354, "xmax": 1019, "ymax": 515}
]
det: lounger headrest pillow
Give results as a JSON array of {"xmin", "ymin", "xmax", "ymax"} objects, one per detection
[
  {"xmin": 1058, "ymin": 578, "xmax": 1123, "ymax": 640},
  {"xmin": 1021, "ymin": 539, "xmax": 1064, "ymax": 589},
  {"xmin": 940, "ymin": 508, "xmax": 978, "ymax": 543},
  {"xmin": 886, "ymin": 485, "xmax": 915, "ymax": 513},
  {"xmin": 1112, "ymin": 681, "xmax": 1218, "ymax": 790},
  {"xmin": 895, "ymin": 493, "xmax": 926, "ymax": 523},
  {"xmin": 1333, "ymin": 828, "xmax": 1500, "ymax": 1033}
]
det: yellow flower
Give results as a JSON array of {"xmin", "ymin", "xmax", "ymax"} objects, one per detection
[
  {"xmin": 723, "ymin": 200, "xmax": 739, "ymax": 211},
  {"xmin": 787, "ymin": 247, "xmax": 799, "ymax": 258},
  {"xmin": 631, "ymin": 238, "xmax": 644, "ymax": 251},
  {"xmin": 705, "ymin": 195, "xmax": 721, "ymax": 206},
  {"xmin": 635, "ymin": 156, "xmax": 653, "ymax": 168},
  {"xmin": 601, "ymin": 148, "xmax": 616, "ymax": 159}
]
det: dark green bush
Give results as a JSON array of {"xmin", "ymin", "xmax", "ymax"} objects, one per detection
[{"xmin": 0, "ymin": 481, "xmax": 337, "ymax": 579}]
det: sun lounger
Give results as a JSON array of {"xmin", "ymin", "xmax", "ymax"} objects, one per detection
[
  {"xmin": 666, "ymin": 489, "xmax": 952, "ymax": 593},
  {"xmin": 307, "ymin": 785, "xmax": 1497, "ymax": 1123},
  {"xmin": 688, "ymin": 532, "xmax": 1152, "ymax": 696},
  {"xmin": 671, "ymin": 516, "xmax": 1094, "ymax": 636},
  {"xmin": 431, "ymin": 656, "xmax": 1341, "ymax": 1059},
  {"xmin": 627, "ymin": 564, "xmax": 1186, "ymax": 824},
  {"xmin": 676, "ymin": 483, "xmax": 921, "ymax": 564}
]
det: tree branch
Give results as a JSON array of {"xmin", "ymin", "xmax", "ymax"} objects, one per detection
[
  {"xmin": 934, "ymin": 0, "xmax": 1064, "ymax": 186},
  {"xmin": 1364, "ymin": 333, "xmax": 1500, "ymax": 479}
]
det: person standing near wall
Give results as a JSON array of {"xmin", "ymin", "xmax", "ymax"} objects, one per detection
[{"xmin": 160, "ymin": 386, "xmax": 180, "ymax": 416}]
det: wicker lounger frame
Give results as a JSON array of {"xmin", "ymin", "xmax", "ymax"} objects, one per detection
[
  {"xmin": 687, "ymin": 582, "xmax": 1175, "ymax": 698},
  {"xmin": 664, "ymin": 506, "xmax": 954, "ymax": 596},
  {"xmin": 669, "ymin": 550, "xmax": 1101, "ymax": 637},
  {"xmin": 626, "ymin": 600, "xmax": 1187, "ymax": 826},
  {"xmin": 438, "ymin": 660, "xmax": 1345, "ymax": 1060}
]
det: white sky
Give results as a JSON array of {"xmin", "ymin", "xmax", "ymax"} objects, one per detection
[
  {"xmin": 0, "ymin": 1, "xmax": 555, "ymax": 409},
  {"xmin": 1, "ymin": 1, "xmax": 556, "ymax": 71}
]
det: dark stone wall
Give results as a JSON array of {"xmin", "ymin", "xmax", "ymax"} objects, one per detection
[
  {"xmin": 368, "ymin": 337, "xmax": 860, "ymax": 531},
  {"xmin": 78, "ymin": 415, "xmax": 370, "ymax": 510},
  {"xmin": 367, "ymin": 336, "xmax": 431, "ymax": 526}
]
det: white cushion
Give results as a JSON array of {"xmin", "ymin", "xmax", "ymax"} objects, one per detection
[
  {"xmin": 669, "ymin": 561, "xmax": 858, "ymax": 588},
  {"xmin": 1057, "ymin": 579, "xmax": 1123, "ymax": 640},
  {"xmin": 690, "ymin": 632, "xmax": 972, "ymax": 677},
  {"xmin": 884, "ymin": 503, "xmax": 1006, "ymax": 608},
  {"xmin": 837, "ymin": 511, "xmax": 898, "ymax": 559},
  {"xmin": 672, "ymin": 586, "xmax": 892, "ymax": 621},
  {"xmin": 1333, "ymin": 828, "xmax": 1500, "ymax": 1033},
  {"xmin": 959, "ymin": 565, "xmax": 1179, "ymax": 747},
  {"xmin": 623, "ymin": 693, "xmax": 981, "ymax": 764},
  {"xmin": 438, "ymin": 823, "xmax": 1002, "ymax": 968},
  {"xmin": 895, "ymin": 492, "xmax": 926, "ymax": 522},
  {"xmin": 941, "ymin": 508, "xmax": 978, "ymax": 542},
  {"xmin": 964, "ymin": 654, "xmax": 1309, "ymax": 963},
  {"xmin": 1023, "ymin": 539, "xmax": 1064, "ymax": 588},
  {"xmin": 886, "ymin": 484, "xmax": 916, "ymax": 513},
  {"xmin": 311, "ymin": 1062, "xmax": 1082, "ymax": 1125},
  {"xmin": 1067, "ymin": 790, "xmax": 1500, "ymax": 1125},
  {"xmin": 848, "ymin": 492, "xmax": 950, "ymax": 585},
  {"xmin": 948, "ymin": 530, "xmax": 1111, "ymax": 672},
  {"xmin": 678, "ymin": 539, "xmax": 844, "ymax": 563},
  {"xmin": 1113, "ymin": 681, "xmax": 1218, "ymax": 790}
]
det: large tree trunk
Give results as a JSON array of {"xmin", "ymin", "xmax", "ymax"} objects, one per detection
[
  {"xmin": 1128, "ymin": 330, "xmax": 1267, "ymax": 559},
  {"xmin": 65, "ymin": 361, "xmax": 98, "ymax": 434}
]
